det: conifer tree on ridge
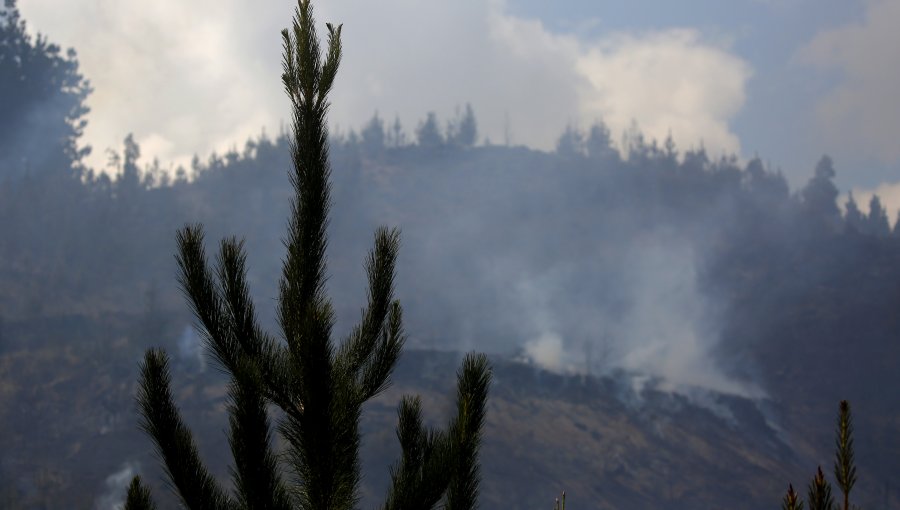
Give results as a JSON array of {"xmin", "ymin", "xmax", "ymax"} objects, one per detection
[{"xmin": 124, "ymin": 1, "xmax": 491, "ymax": 509}]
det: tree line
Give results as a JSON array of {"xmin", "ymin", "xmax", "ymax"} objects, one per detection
[{"xmin": 1, "ymin": 0, "xmax": 895, "ymax": 508}]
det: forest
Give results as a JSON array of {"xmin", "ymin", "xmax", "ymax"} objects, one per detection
[{"xmin": 2, "ymin": 0, "xmax": 900, "ymax": 508}]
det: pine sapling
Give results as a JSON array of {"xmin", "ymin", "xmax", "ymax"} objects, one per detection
[
  {"xmin": 806, "ymin": 466, "xmax": 835, "ymax": 510},
  {"xmin": 782, "ymin": 484, "xmax": 804, "ymax": 510},
  {"xmin": 834, "ymin": 400, "xmax": 857, "ymax": 510},
  {"xmin": 123, "ymin": 1, "xmax": 491, "ymax": 509}
]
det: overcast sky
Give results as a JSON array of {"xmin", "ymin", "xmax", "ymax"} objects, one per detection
[{"xmin": 16, "ymin": 0, "xmax": 900, "ymax": 201}]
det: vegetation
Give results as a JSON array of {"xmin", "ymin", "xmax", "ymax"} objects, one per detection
[
  {"xmin": 0, "ymin": 0, "xmax": 91, "ymax": 179},
  {"xmin": 124, "ymin": 1, "xmax": 490, "ymax": 509},
  {"xmin": 553, "ymin": 491, "xmax": 566, "ymax": 510},
  {"xmin": 780, "ymin": 401, "xmax": 858, "ymax": 510},
  {"xmin": 782, "ymin": 484, "xmax": 802, "ymax": 510},
  {"xmin": 2, "ymin": 0, "xmax": 900, "ymax": 508},
  {"xmin": 551, "ymin": 400, "xmax": 860, "ymax": 510}
]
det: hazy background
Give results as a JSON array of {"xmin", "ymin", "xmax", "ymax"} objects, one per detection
[
  {"xmin": 16, "ymin": 0, "xmax": 900, "ymax": 193},
  {"xmin": 4, "ymin": 1, "xmax": 900, "ymax": 508}
]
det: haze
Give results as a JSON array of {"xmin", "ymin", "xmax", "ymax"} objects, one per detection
[
  {"xmin": 4, "ymin": 1, "xmax": 900, "ymax": 508},
  {"xmin": 17, "ymin": 0, "xmax": 900, "ymax": 196}
]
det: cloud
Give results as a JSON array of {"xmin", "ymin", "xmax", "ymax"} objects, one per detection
[
  {"xmin": 18, "ymin": 0, "xmax": 283, "ymax": 173},
  {"xmin": 18, "ymin": 0, "xmax": 752, "ymax": 172},
  {"xmin": 797, "ymin": 0, "xmax": 900, "ymax": 164},
  {"xmin": 846, "ymin": 180, "xmax": 900, "ymax": 228},
  {"xmin": 573, "ymin": 29, "xmax": 751, "ymax": 156}
]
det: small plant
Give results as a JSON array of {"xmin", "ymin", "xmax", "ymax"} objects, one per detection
[
  {"xmin": 782, "ymin": 484, "xmax": 803, "ymax": 510},
  {"xmin": 834, "ymin": 400, "xmax": 857, "ymax": 510},
  {"xmin": 780, "ymin": 400, "xmax": 857, "ymax": 510},
  {"xmin": 553, "ymin": 491, "xmax": 566, "ymax": 510},
  {"xmin": 807, "ymin": 467, "xmax": 834, "ymax": 510}
]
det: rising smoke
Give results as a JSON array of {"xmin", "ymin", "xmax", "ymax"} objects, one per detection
[
  {"xmin": 491, "ymin": 226, "xmax": 762, "ymax": 399},
  {"xmin": 177, "ymin": 324, "xmax": 206, "ymax": 373},
  {"xmin": 319, "ymin": 148, "xmax": 771, "ymax": 404},
  {"xmin": 93, "ymin": 462, "xmax": 139, "ymax": 510}
]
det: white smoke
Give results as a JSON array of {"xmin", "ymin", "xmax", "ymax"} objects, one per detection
[
  {"xmin": 94, "ymin": 462, "xmax": 139, "ymax": 510},
  {"xmin": 516, "ymin": 228, "xmax": 765, "ymax": 401},
  {"xmin": 178, "ymin": 325, "xmax": 206, "ymax": 372},
  {"xmin": 523, "ymin": 333, "xmax": 566, "ymax": 372}
]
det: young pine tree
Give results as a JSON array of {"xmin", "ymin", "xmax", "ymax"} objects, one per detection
[
  {"xmin": 834, "ymin": 400, "xmax": 857, "ymax": 510},
  {"xmin": 806, "ymin": 467, "xmax": 834, "ymax": 510},
  {"xmin": 781, "ymin": 484, "xmax": 804, "ymax": 510},
  {"xmin": 124, "ymin": 2, "xmax": 491, "ymax": 509},
  {"xmin": 779, "ymin": 401, "xmax": 857, "ymax": 510}
]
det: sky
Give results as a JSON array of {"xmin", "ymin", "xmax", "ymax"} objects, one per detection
[{"xmin": 16, "ymin": 0, "xmax": 900, "ymax": 210}]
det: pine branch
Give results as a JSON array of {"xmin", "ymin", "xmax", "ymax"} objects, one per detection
[
  {"xmin": 217, "ymin": 236, "xmax": 299, "ymax": 416},
  {"xmin": 834, "ymin": 400, "xmax": 856, "ymax": 510},
  {"xmin": 446, "ymin": 353, "xmax": 492, "ymax": 510},
  {"xmin": 781, "ymin": 484, "xmax": 804, "ymax": 510},
  {"xmin": 358, "ymin": 300, "xmax": 405, "ymax": 402},
  {"xmin": 227, "ymin": 365, "xmax": 292, "ymax": 510},
  {"xmin": 340, "ymin": 227, "xmax": 400, "ymax": 380},
  {"xmin": 136, "ymin": 349, "xmax": 233, "ymax": 510},
  {"xmin": 293, "ymin": 0, "xmax": 322, "ymax": 104},
  {"xmin": 175, "ymin": 225, "xmax": 240, "ymax": 374},
  {"xmin": 806, "ymin": 466, "xmax": 835, "ymax": 510},
  {"xmin": 383, "ymin": 396, "xmax": 450, "ymax": 510},
  {"xmin": 216, "ymin": 237, "xmax": 266, "ymax": 359},
  {"xmin": 318, "ymin": 22, "xmax": 342, "ymax": 108},
  {"xmin": 124, "ymin": 476, "xmax": 156, "ymax": 510}
]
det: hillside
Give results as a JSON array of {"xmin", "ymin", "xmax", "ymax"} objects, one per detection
[
  {"xmin": 3, "ymin": 135, "xmax": 900, "ymax": 509},
  {"xmin": 0, "ymin": 342, "xmax": 836, "ymax": 509}
]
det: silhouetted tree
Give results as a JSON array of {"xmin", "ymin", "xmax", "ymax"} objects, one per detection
[
  {"xmin": 800, "ymin": 156, "xmax": 841, "ymax": 233},
  {"xmin": 585, "ymin": 121, "xmax": 617, "ymax": 163},
  {"xmin": 742, "ymin": 158, "xmax": 788, "ymax": 200},
  {"xmin": 416, "ymin": 111, "xmax": 444, "ymax": 149},
  {"xmin": 622, "ymin": 120, "xmax": 649, "ymax": 163},
  {"xmin": 662, "ymin": 132, "xmax": 677, "ymax": 163},
  {"xmin": 174, "ymin": 165, "xmax": 188, "ymax": 184},
  {"xmin": 744, "ymin": 157, "xmax": 766, "ymax": 186},
  {"xmin": 125, "ymin": 2, "xmax": 490, "ymax": 509},
  {"xmin": 118, "ymin": 134, "xmax": 143, "ymax": 193},
  {"xmin": 682, "ymin": 146, "xmax": 710, "ymax": 174},
  {"xmin": 447, "ymin": 103, "xmax": 477, "ymax": 148},
  {"xmin": 556, "ymin": 124, "xmax": 584, "ymax": 159},
  {"xmin": 224, "ymin": 146, "xmax": 240, "ymax": 166},
  {"xmin": 155, "ymin": 159, "xmax": 171, "ymax": 188},
  {"xmin": 0, "ymin": 0, "xmax": 92, "ymax": 179},
  {"xmin": 389, "ymin": 115, "xmax": 406, "ymax": 148},
  {"xmin": 361, "ymin": 111, "xmax": 386, "ymax": 154},
  {"xmin": 844, "ymin": 192, "xmax": 865, "ymax": 233},
  {"xmin": 866, "ymin": 195, "xmax": 890, "ymax": 236}
]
